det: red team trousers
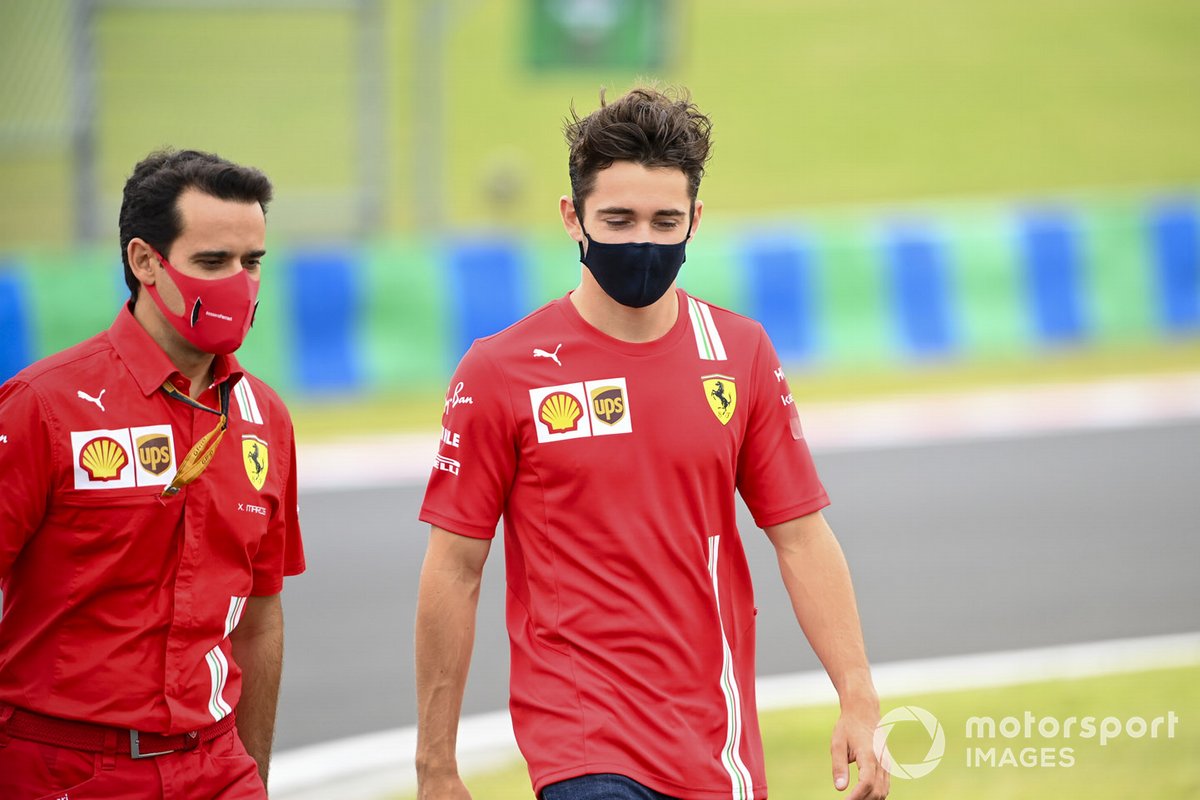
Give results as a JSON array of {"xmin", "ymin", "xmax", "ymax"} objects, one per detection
[{"xmin": 0, "ymin": 707, "xmax": 266, "ymax": 800}]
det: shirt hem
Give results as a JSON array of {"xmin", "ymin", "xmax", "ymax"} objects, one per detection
[{"xmin": 533, "ymin": 762, "xmax": 767, "ymax": 799}]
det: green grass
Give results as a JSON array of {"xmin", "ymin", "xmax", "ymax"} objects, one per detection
[
  {"xmin": 391, "ymin": 664, "xmax": 1200, "ymax": 799},
  {"xmin": 288, "ymin": 338, "xmax": 1200, "ymax": 440},
  {"xmin": 2, "ymin": 0, "xmax": 1199, "ymax": 244}
]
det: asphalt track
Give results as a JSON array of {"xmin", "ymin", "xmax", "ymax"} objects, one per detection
[{"xmin": 273, "ymin": 419, "xmax": 1200, "ymax": 751}]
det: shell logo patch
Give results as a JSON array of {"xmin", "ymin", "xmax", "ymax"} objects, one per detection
[
  {"xmin": 703, "ymin": 375, "xmax": 737, "ymax": 425},
  {"xmin": 79, "ymin": 437, "xmax": 128, "ymax": 481},
  {"xmin": 243, "ymin": 435, "xmax": 269, "ymax": 491},
  {"xmin": 539, "ymin": 391, "xmax": 583, "ymax": 434},
  {"xmin": 72, "ymin": 426, "xmax": 177, "ymax": 490},
  {"xmin": 529, "ymin": 378, "xmax": 632, "ymax": 443}
]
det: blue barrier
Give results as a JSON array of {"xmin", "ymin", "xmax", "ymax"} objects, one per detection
[
  {"xmin": 0, "ymin": 266, "xmax": 32, "ymax": 384},
  {"xmin": 287, "ymin": 249, "xmax": 361, "ymax": 393},
  {"xmin": 2, "ymin": 193, "xmax": 1197, "ymax": 395},
  {"xmin": 446, "ymin": 239, "xmax": 527, "ymax": 362},
  {"xmin": 1150, "ymin": 199, "xmax": 1200, "ymax": 333},
  {"xmin": 884, "ymin": 223, "xmax": 956, "ymax": 356},
  {"xmin": 743, "ymin": 232, "xmax": 817, "ymax": 361},
  {"xmin": 1019, "ymin": 210, "xmax": 1087, "ymax": 343}
]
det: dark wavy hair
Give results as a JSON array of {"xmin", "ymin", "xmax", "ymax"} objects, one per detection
[
  {"xmin": 118, "ymin": 148, "xmax": 273, "ymax": 300},
  {"xmin": 565, "ymin": 86, "xmax": 713, "ymax": 215}
]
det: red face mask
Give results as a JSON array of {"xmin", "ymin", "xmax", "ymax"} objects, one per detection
[{"xmin": 144, "ymin": 248, "xmax": 260, "ymax": 355}]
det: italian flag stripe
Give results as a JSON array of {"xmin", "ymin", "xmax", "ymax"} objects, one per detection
[
  {"xmin": 688, "ymin": 296, "xmax": 727, "ymax": 361},
  {"xmin": 206, "ymin": 596, "xmax": 248, "ymax": 722}
]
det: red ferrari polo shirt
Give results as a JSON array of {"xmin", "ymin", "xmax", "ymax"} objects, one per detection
[
  {"xmin": 421, "ymin": 291, "xmax": 829, "ymax": 799},
  {"xmin": 0, "ymin": 305, "xmax": 305, "ymax": 734}
]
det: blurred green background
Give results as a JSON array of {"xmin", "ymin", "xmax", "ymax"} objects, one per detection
[
  {"xmin": 1, "ymin": 0, "xmax": 1198, "ymax": 426},
  {"xmin": 3, "ymin": 0, "xmax": 1199, "ymax": 240}
]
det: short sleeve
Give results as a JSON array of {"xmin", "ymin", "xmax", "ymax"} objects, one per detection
[
  {"xmin": 736, "ymin": 328, "xmax": 830, "ymax": 528},
  {"xmin": 251, "ymin": 419, "xmax": 305, "ymax": 595},
  {"xmin": 419, "ymin": 344, "xmax": 517, "ymax": 539},
  {"xmin": 0, "ymin": 381, "xmax": 54, "ymax": 580}
]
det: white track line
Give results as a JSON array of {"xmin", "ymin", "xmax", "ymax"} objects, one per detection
[
  {"xmin": 296, "ymin": 373, "xmax": 1200, "ymax": 491},
  {"xmin": 268, "ymin": 631, "xmax": 1200, "ymax": 800}
]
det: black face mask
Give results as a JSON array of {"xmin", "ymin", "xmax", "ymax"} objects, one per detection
[{"xmin": 578, "ymin": 218, "xmax": 691, "ymax": 308}]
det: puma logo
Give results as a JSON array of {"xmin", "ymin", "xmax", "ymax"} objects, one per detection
[
  {"xmin": 533, "ymin": 344, "xmax": 562, "ymax": 366},
  {"xmin": 77, "ymin": 389, "xmax": 106, "ymax": 412}
]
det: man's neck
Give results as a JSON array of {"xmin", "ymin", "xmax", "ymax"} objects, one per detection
[
  {"xmin": 131, "ymin": 297, "xmax": 216, "ymax": 400},
  {"xmin": 569, "ymin": 278, "xmax": 679, "ymax": 343}
]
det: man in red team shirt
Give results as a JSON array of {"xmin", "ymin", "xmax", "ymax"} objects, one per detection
[
  {"xmin": 416, "ymin": 88, "xmax": 887, "ymax": 800},
  {"xmin": 0, "ymin": 149, "xmax": 305, "ymax": 799}
]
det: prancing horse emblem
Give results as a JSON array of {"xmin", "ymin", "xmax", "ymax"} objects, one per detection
[
  {"xmin": 702, "ymin": 375, "xmax": 737, "ymax": 426},
  {"xmin": 242, "ymin": 435, "xmax": 269, "ymax": 491}
]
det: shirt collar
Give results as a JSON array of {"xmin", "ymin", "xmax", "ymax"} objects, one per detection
[{"xmin": 107, "ymin": 303, "xmax": 245, "ymax": 398}]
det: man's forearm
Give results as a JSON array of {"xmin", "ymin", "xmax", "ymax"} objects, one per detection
[
  {"xmin": 414, "ymin": 529, "xmax": 487, "ymax": 782},
  {"xmin": 765, "ymin": 512, "xmax": 877, "ymax": 705},
  {"xmin": 231, "ymin": 594, "xmax": 285, "ymax": 790}
]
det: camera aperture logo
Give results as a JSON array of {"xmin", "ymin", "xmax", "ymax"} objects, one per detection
[
  {"xmin": 873, "ymin": 705, "xmax": 946, "ymax": 779},
  {"xmin": 874, "ymin": 705, "xmax": 1181, "ymax": 779}
]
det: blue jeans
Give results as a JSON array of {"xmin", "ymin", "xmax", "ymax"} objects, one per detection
[{"xmin": 541, "ymin": 773, "xmax": 679, "ymax": 800}]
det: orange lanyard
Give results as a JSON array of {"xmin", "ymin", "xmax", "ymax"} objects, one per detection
[{"xmin": 159, "ymin": 380, "xmax": 231, "ymax": 497}]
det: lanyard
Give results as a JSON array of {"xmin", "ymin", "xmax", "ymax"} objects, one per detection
[{"xmin": 159, "ymin": 379, "xmax": 231, "ymax": 497}]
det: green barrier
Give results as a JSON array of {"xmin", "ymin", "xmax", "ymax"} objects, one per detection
[
  {"xmin": 945, "ymin": 205, "xmax": 1029, "ymax": 357},
  {"xmin": 25, "ymin": 247, "xmax": 123, "ymax": 356},
  {"xmin": 1084, "ymin": 198, "xmax": 1156, "ymax": 344},
  {"xmin": 809, "ymin": 215, "xmax": 891, "ymax": 367},
  {"xmin": 361, "ymin": 238, "xmax": 447, "ymax": 392}
]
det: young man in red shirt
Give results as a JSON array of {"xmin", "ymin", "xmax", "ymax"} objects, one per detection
[
  {"xmin": 0, "ymin": 149, "xmax": 305, "ymax": 799},
  {"xmin": 416, "ymin": 88, "xmax": 888, "ymax": 800}
]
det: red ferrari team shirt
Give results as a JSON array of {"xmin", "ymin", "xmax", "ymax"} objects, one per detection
[
  {"xmin": 0, "ymin": 305, "xmax": 305, "ymax": 734},
  {"xmin": 420, "ymin": 290, "xmax": 829, "ymax": 799}
]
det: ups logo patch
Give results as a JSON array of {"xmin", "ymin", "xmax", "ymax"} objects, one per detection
[
  {"xmin": 589, "ymin": 386, "xmax": 625, "ymax": 426},
  {"xmin": 136, "ymin": 433, "xmax": 172, "ymax": 476}
]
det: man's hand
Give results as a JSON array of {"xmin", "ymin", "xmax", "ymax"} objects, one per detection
[
  {"xmin": 416, "ymin": 772, "xmax": 473, "ymax": 800},
  {"xmin": 831, "ymin": 701, "xmax": 889, "ymax": 800}
]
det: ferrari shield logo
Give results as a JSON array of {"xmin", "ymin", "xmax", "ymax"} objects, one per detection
[
  {"xmin": 242, "ymin": 435, "xmax": 269, "ymax": 491},
  {"xmin": 703, "ymin": 375, "xmax": 737, "ymax": 425}
]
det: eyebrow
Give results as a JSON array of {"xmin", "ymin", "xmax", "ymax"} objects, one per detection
[
  {"xmin": 595, "ymin": 206, "xmax": 686, "ymax": 217},
  {"xmin": 189, "ymin": 249, "xmax": 267, "ymax": 260}
]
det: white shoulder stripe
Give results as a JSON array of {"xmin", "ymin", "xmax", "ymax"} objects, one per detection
[
  {"xmin": 687, "ymin": 297, "xmax": 728, "ymax": 361},
  {"xmin": 234, "ymin": 379, "xmax": 264, "ymax": 425},
  {"xmin": 688, "ymin": 297, "xmax": 711, "ymax": 358},
  {"xmin": 698, "ymin": 301, "xmax": 728, "ymax": 361}
]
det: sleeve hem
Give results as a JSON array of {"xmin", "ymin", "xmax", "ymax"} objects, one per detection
[
  {"xmin": 418, "ymin": 510, "xmax": 498, "ymax": 540},
  {"xmin": 752, "ymin": 493, "xmax": 831, "ymax": 530},
  {"xmin": 250, "ymin": 579, "xmax": 283, "ymax": 596}
]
